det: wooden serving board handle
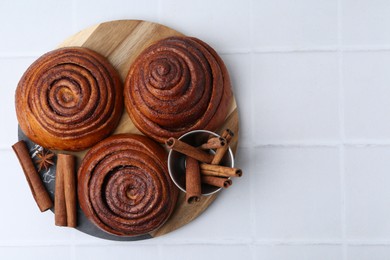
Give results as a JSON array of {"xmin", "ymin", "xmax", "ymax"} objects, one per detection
[{"xmin": 57, "ymin": 19, "xmax": 239, "ymax": 239}]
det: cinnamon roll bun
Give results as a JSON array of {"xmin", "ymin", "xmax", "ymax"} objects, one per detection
[
  {"xmin": 15, "ymin": 47, "xmax": 123, "ymax": 151},
  {"xmin": 77, "ymin": 134, "xmax": 178, "ymax": 237},
  {"xmin": 124, "ymin": 36, "xmax": 233, "ymax": 143}
]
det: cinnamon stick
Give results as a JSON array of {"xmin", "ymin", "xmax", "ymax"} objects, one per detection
[
  {"xmin": 199, "ymin": 137, "xmax": 226, "ymax": 150},
  {"xmin": 166, "ymin": 137, "xmax": 213, "ymax": 163},
  {"xmin": 211, "ymin": 129, "xmax": 234, "ymax": 165},
  {"xmin": 201, "ymin": 175, "xmax": 232, "ymax": 188},
  {"xmin": 62, "ymin": 154, "xmax": 77, "ymax": 227},
  {"xmin": 55, "ymin": 154, "xmax": 66, "ymax": 226},
  {"xmin": 200, "ymin": 163, "xmax": 242, "ymax": 178},
  {"xmin": 12, "ymin": 141, "xmax": 53, "ymax": 212},
  {"xmin": 55, "ymin": 154, "xmax": 77, "ymax": 227},
  {"xmin": 185, "ymin": 156, "xmax": 201, "ymax": 204}
]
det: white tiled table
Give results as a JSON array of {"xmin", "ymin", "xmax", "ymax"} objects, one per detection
[{"xmin": 1, "ymin": 0, "xmax": 390, "ymax": 259}]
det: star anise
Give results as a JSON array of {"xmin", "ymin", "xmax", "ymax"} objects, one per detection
[{"xmin": 36, "ymin": 149, "xmax": 55, "ymax": 172}]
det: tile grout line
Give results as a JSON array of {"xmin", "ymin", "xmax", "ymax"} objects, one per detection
[
  {"xmin": 250, "ymin": 244, "xmax": 256, "ymax": 259},
  {"xmin": 339, "ymin": 100, "xmax": 347, "ymax": 259},
  {"xmin": 253, "ymin": 141, "xmax": 390, "ymax": 147},
  {"xmin": 0, "ymin": 53, "xmax": 40, "ymax": 58},
  {"xmin": 70, "ymin": 243, "xmax": 76, "ymax": 260},
  {"xmin": 254, "ymin": 240, "xmax": 344, "ymax": 246},
  {"xmin": 70, "ymin": 230, "xmax": 76, "ymax": 260},
  {"xmin": 252, "ymin": 46, "xmax": 390, "ymax": 53},
  {"xmin": 71, "ymin": 0, "xmax": 77, "ymax": 33},
  {"xmin": 337, "ymin": 0, "xmax": 347, "ymax": 259},
  {"xmin": 248, "ymin": 0, "xmax": 255, "ymax": 148},
  {"xmin": 157, "ymin": 0, "xmax": 163, "ymax": 24},
  {"xmin": 220, "ymin": 45, "xmax": 390, "ymax": 55},
  {"xmin": 2, "ymin": 46, "xmax": 390, "ymax": 59},
  {"xmin": 5, "ymin": 239, "xmax": 390, "ymax": 247},
  {"xmin": 248, "ymin": 0, "xmax": 257, "ymax": 257},
  {"xmin": 157, "ymin": 244, "xmax": 163, "ymax": 260}
]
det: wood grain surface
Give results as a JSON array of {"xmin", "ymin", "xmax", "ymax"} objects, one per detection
[{"xmin": 58, "ymin": 20, "xmax": 239, "ymax": 238}]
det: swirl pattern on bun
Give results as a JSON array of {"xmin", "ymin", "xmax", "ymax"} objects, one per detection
[
  {"xmin": 124, "ymin": 36, "xmax": 232, "ymax": 143},
  {"xmin": 77, "ymin": 134, "xmax": 178, "ymax": 237},
  {"xmin": 15, "ymin": 47, "xmax": 123, "ymax": 151}
]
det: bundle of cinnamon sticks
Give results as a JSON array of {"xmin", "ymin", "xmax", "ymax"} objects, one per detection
[
  {"xmin": 55, "ymin": 154, "xmax": 77, "ymax": 227},
  {"xmin": 166, "ymin": 129, "xmax": 243, "ymax": 204},
  {"xmin": 12, "ymin": 140, "xmax": 77, "ymax": 228}
]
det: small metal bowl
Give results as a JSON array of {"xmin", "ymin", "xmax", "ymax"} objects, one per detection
[{"xmin": 167, "ymin": 130, "xmax": 234, "ymax": 196}]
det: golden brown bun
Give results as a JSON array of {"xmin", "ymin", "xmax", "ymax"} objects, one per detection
[
  {"xmin": 15, "ymin": 47, "xmax": 123, "ymax": 151},
  {"xmin": 77, "ymin": 134, "xmax": 178, "ymax": 237},
  {"xmin": 124, "ymin": 36, "xmax": 233, "ymax": 143}
]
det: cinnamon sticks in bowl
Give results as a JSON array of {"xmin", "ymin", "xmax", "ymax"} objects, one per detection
[{"xmin": 166, "ymin": 129, "xmax": 242, "ymax": 204}]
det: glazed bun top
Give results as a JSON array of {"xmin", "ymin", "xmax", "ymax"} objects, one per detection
[
  {"xmin": 124, "ymin": 36, "xmax": 232, "ymax": 143},
  {"xmin": 77, "ymin": 134, "xmax": 178, "ymax": 237},
  {"xmin": 15, "ymin": 47, "xmax": 123, "ymax": 151}
]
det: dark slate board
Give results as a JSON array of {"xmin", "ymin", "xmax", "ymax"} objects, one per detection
[{"xmin": 18, "ymin": 126, "xmax": 152, "ymax": 241}]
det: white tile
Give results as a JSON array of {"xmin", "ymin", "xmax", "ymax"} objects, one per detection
[
  {"xmin": 0, "ymin": 0, "xmax": 73, "ymax": 53},
  {"xmin": 160, "ymin": 0, "xmax": 251, "ymax": 52},
  {"xmin": 161, "ymin": 244, "xmax": 252, "ymax": 260},
  {"xmin": 342, "ymin": 0, "xmax": 390, "ymax": 45},
  {"xmin": 73, "ymin": 0, "xmax": 159, "ymax": 31},
  {"xmin": 343, "ymin": 52, "xmax": 390, "ymax": 140},
  {"xmin": 0, "ymin": 246, "xmax": 71, "ymax": 260},
  {"xmin": 0, "ymin": 57, "xmax": 37, "ymax": 149},
  {"xmin": 220, "ymin": 53, "xmax": 252, "ymax": 147},
  {"xmin": 74, "ymin": 245, "xmax": 158, "ymax": 260},
  {"xmin": 254, "ymin": 147, "xmax": 342, "ymax": 239},
  {"xmin": 348, "ymin": 246, "xmax": 390, "ymax": 260},
  {"xmin": 345, "ymin": 147, "xmax": 390, "ymax": 239},
  {"xmin": 71, "ymin": 230, "xmax": 110, "ymax": 244},
  {"xmin": 0, "ymin": 150, "xmax": 73, "ymax": 242},
  {"xmin": 255, "ymin": 245, "xmax": 342, "ymax": 260},
  {"xmin": 252, "ymin": 0, "xmax": 338, "ymax": 48},
  {"xmin": 162, "ymin": 147, "xmax": 252, "ymax": 241},
  {"xmin": 253, "ymin": 53, "xmax": 339, "ymax": 144}
]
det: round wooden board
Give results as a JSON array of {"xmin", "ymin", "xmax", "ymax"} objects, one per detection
[{"xmin": 22, "ymin": 19, "xmax": 239, "ymax": 240}]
